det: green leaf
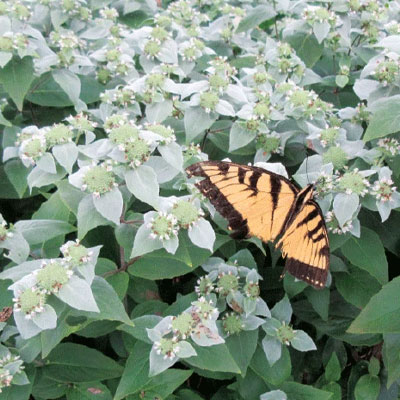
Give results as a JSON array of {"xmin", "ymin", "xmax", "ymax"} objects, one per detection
[
  {"xmin": 114, "ymin": 341, "xmax": 152, "ymax": 399},
  {"xmin": 45, "ymin": 343, "xmax": 123, "ymax": 382},
  {"xmin": 41, "ymin": 316, "xmax": 81, "ymax": 358},
  {"xmin": 354, "ymin": 375, "xmax": 380, "ymax": 400},
  {"xmin": 363, "ymin": 95, "xmax": 400, "ymax": 141},
  {"xmin": 229, "ymin": 121, "xmax": 257, "ymax": 152},
  {"xmin": 250, "ymin": 344, "xmax": 291, "ymax": 386},
  {"xmin": 341, "ymin": 227, "xmax": 388, "ymax": 285},
  {"xmin": 129, "ymin": 232, "xmax": 210, "ymax": 280},
  {"xmin": 176, "ymin": 389, "xmax": 205, "ymax": 400},
  {"xmin": 0, "ymin": 57, "xmax": 34, "ymax": 111},
  {"xmin": 280, "ymin": 382, "xmax": 333, "ymax": 400},
  {"xmin": 26, "ymin": 72, "xmax": 103, "ymax": 107},
  {"xmin": 66, "ymin": 382, "xmax": 112, "ymax": 400},
  {"xmin": 106, "ymin": 271, "xmax": 129, "ymax": 300},
  {"xmin": 320, "ymin": 382, "xmax": 341, "ymax": 400},
  {"xmin": 368, "ymin": 357, "xmax": 380, "ymax": 376},
  {"xmin": 260, "ymin": 390, "xmax": 287, "ymax": 400},
  {"xmin": 290, "ymin": 330, "xmax": 317, "ymax": 352},
  {"xmin": 77, "ymin": 195, "xmax": 110, "ymax": 239},
  {"xmin": 115, "ymin": 341, "xmax": 192, "ymax": 400},
  {"xmin": 286, "ymin": 33, "xmax": 323, "ymax": 67},
  {"xmin": 335, "ymin": 75, "xmax": 349, "ymax": 88},
  {"xmin": 119, "ymin": 315, "xmax": 160, "ymax": 343},
  {"xmin": 325, "ymin": 353, "xmax": 341, "ymax": 382},
  {"xmin": 225, "ymin": 330, "xmax": 258, "ymax": 376},
  {"xmin": 52, "ymin": 69, "xmax": 82, "ymax": 109},
  {"xmin": 335, "ymin": 266, "xmax": 382, "ymax": 309},
  {"xmin": 236, "ymin": 5, "xmax": 276, "ymax": 33},
  {"xmin": 71, "ymin": 276, "xmax": 133, "ymax": 326},
  {"xmin": 184, "ymin": 107, "xmax": 216, "ymax": 143},
  {"xmin": 4, "ymin": 160, "xmax": 30, "ymax": 198},
  {"xmin": 31, "ymin": 370, "xmax": 67, "ymax": 399},
  {"xmin": 305, "ymin": 287, "xmax": 330, "ymax": 321},
  {"xmin": 348, "ymin": 276, "xmax": 400, "ymax": 334},
  {"xmin": 383, "ymin": 333, "xmax": 400, "ymax": 387},
  {"xmin": 125, "ymin": 166, "xmax": 160, "ymax": 209},
  {"xmin": 185, "ymin": 344, "xmax": 241, "ymax": 374},
  {"xmin": 141, "ymin": 369, "xmax": 193, "ymax": 399},
  {"xmin": 0, "ymin": 109, "xmax": 11, "ymax": 127},
  {"xmin": 14, "ymin": 219, "xmax": 76, "ymax": 245}
]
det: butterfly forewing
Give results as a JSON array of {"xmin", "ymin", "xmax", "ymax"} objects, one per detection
[
  {"xmin": 187, "ymin": 161, "xmax": 298, "ymax": 243},
  {"xmin": 186, "ymin": 161, "xmax": 330, "ymax": 289}
]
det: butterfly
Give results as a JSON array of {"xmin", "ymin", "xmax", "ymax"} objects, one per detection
[{"xmin": 186, "ymin": 161, "xmax": 330, "ymax": 289}]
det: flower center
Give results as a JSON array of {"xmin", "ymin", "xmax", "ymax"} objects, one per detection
[
  {"xmin": 172, "ymin": 313, "xmax": 195, "ymax": 337},
  {"xmin": 46, "ymin": 124, "xmax": 73, "ymax": 146},
  {"xmin": 149, "ymin": 213, "xmax": 179, "ymax": 240},
  {"xmin": 277, "ymin": 323, "xmax": 295, "ymax": 345},
  {"xmin": 109, "ymin": 124, "xmax": 139, "ymax": 145},
  {"xmin": 36, "ymin": 261, "xmax": 70, "ymax": 293},
  {"xmin": 338, "ymin": 170, "xmax": 369, "ymax": 196},
  {"xmin": 217, "ymin": 272, "xmax": 239, "ymax": 296},
  {"xmin": 83, "ymin": 166, "xmax": 116, "ymax": 195},
  {"xmin": 244, "ymin": 282, "xmax": 260, "ymax": 299},
  {"xmin": 18, "ymin": 288, "xmax": 46, "ymax": 315},
  {"xmin": 200, "ymin": 91, "xmax": 219, "ymax": 112},
  {"xmin": 223, "ymin": 313, "xmax": 243, "ymax": 335},
  {"xmin": 172, "ymin": 200, "xmax": 200, "ymax": 228},
  {"xmin": 124, "ymin": 138, "xmax": 151, "ymax": 167}
]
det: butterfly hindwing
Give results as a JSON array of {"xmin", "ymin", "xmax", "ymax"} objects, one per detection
[
  {"xmin": 277, "ymin": 200, "xmax": 329, "ymax": 289},
  {"xmin": 186, "ymin": 161, "xmax": 298, "ymax": 243}
]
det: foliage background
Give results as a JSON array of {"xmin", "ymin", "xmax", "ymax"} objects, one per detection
[{"xmin": 0, "ymin": 0, "xmax": 400, "ymax": 399}]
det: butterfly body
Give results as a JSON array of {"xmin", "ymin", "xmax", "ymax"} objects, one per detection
[{"xmin": 186, "ymin": 161, "xmax": 330, "ymax": 289}]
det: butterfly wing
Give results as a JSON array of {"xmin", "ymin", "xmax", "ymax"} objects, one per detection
[
  {"xmin": 186, "ymin": 161, "xmax": 299, "ymax": 243},
  {"xmin": 277, "ymin": 200, "xmax": 330, "ymax": 289}
]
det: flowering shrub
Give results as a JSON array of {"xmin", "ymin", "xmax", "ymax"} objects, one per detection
[{"xmin": 0, "ymin": 0, "xmax": 399, "ymax": 398}]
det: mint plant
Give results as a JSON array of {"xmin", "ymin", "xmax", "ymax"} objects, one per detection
[{"xmin": 0, "ymin": 0, "xmax": 399, "ymax": 398}]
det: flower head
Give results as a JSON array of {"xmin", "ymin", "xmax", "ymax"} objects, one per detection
[
  {"xmin": 123, "ymin": 138, "xmax": 151, "ymax": 168},
  {"xmin": 319, "ymin": 127, "xmax": 340, "ymax": 147},
  {"xmin": 222, "ymin": 312, "xmax": 244, "ymax": 335},
  {"xmin": 378, "ymin": 138, "xmax": 400, "ymax": 158},
  {"xmin": 82, "ymin": 163, "xmax": 117, "ymax": 197},
  {"xmin": 192, "ymin": 297, "xmax": 218, "ymax": 320},
  {"xmin": 66, "ymin": 113, "xmax": 96, "ymax": 132},
  {"xmin": 147, "ymin": 212, "xmax": 179, "ymax": 240},
  {"xmin": 20, "ymin": 134, "xmax": 47, "ymax": 164},
  {"xmin": 171, "ymin": 312, "xmax": 195, "ymax": 339},
  {"xmin": 109, "ymin": 124, "xmax": 140, "ymax": 145},
  {"xmin": 371, "ymin": 177, "xmax": 396, "ymax": 202},
  {"xmin": 338, "ymin": 169, "xmax": 370, "ymax": 196},
  {"xmin": 154, "ymin": 337, "xmax": 179, "ymax": 360},
  {"xmin": 146, "ymin": 123, "xmax": 176, "ymax": 144},
  {"xmin": 195, "ymin": 275, "xmax": 214, "ymax": 295},
  {"xmin": 45, "ymin": 124, "xmax": 74, "ymax": 147},
  {"xmin": 256, "ymin": 132, "xmax": 282, "ymax": 155},
  {"xmin": 13, "ymin": 287, "xmax": 46, "ymax": 319},
  {"xmin": 35, "ymin": 260, "xmax": 72, "ymax": 294},
  {"xmin": 217, "ymin": 271, "xmax": 239, "ymax": 296},
  {"xmin": 325, "ymin": 211, "xmax": 353, "ymax": 234},
  {"xmin": 276, "ymin": 322, "xmax": 296, "ymax": 345},
  {"xmin": 61, "ymin": 240, "xmax": 92, "ymax": 265},
  {"xmin": 171, "ymin": 200, "xmax": 203, "ymax": 229}
]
